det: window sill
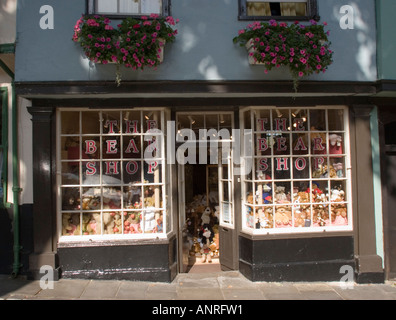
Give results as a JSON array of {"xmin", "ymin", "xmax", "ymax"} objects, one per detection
[
  {"xmin": 58, "ymin": 232, "xmax": 173, "ymax": 248},
  {"xmin": 238, "ymin": 14, "xmax": 320, "ymax": 21},
  {"xmin": 240, "ymin": 227, "xmax": 353, "ymax": 240}
]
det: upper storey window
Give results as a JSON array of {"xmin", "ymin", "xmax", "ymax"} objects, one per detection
[
  {"xmin": 88, "ymin": 0, "xmax": 170, "ymax": 17},
  {"xmin": 239, "ymin": 0, "xmax": 318, "ymax": 20}
]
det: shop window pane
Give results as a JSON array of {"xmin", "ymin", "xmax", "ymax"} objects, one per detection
[
  {"xmin": 241, "ymin": 107, "xmax": 351, "ymax": 234},
  {"xmin": 330, "ymin": 157, "xmax": 345, "ymax": 178},
  {"xmin": 62, "ymin": 213, "xmax": 81, "ymax": 236},
  {"xmin": 254, "ymin": 109, "xmax": 271, "ymax": 131},
  {"xmin": 82, "ymin": 112, "xmax": 101, "ymax": 135},
  {"xmin": 328, "ymin": 109, "xmax": 344, "ymax": 131},
  {"xmin": 82, "ymin": 136, "xmax": 100, "ymax": 160},
  {"xmin": 274, "ymin": 158, "xmax": 291, "ymax": 179},
  {"xmin": 255, "ymin": 133, "xmax": 272, "ymax": 156},
  {"xmin": 311, "ymin": 131, "xmax": 327, "ymax": 155},
  {"xmin": 123, "ymin": 211, "xmax": 143, "ymax": 234},
  {"xmin": 292, "ymin": 133, "xmax": 309, "ymax": 155},
  {"xmin": 274, "ymin": 204, "xmax": 292, "ymax": 228},
  {"xmin": 309, "ymin": 109, "xmax": 326, "ymax": 131},
  {"xmin": 61, "ymin": 162, "xmax": 80, "ymax": 185},
  {"xmin": 61, "ymin": 111, "xmax": 79, "ymax": 134},
  {"xmin": 122, "ymin": 111, "xmax": 141, "ymax": 134},
  {"xmin": 329, "ymin": 132, "xmax": 344, "ymax": 155},
  {"xmin": 82, "ymin": 212, "xmax": 101, "ymax": 235},
  {"xmin": 272, "ymin": 109, "xmax": 290, "ymax": 131},
  {"xmin": 103, "ymin": 211, "xmax": 123, "ymax": 234},
  {"xmin": 274, "ymin": 133, "xmax": 291, "ymax": 156},
  {"xmin": 143, "ymin": 209, "xmax": 163, "ymax": 233},
  {"xmin": 122, "ymin": 161, "xmax": 142, "ymax": 184},
  {"xmin": 82, "ymin": 161, "xmax": 100, "ymax": 185},
  {"xmin": 219, "ymin": 114, "xmax": 232, "ymax": 130},
  {"xmin": 143, "ymin": 185, "xmax": 162, "ymax": 208},
  {"xmin": 123, "ymin": 136, "xmax": 142, "ymax": 159},
  {"xmin": 256, "ymin": 158, "xmax": 272, "ymax": 180},
  {"xmin": 61, "ymin": 187, "xmax": 80, "ymax": 211},
  {"xmin": 62, "ymin": 136, "xmax": 80, "ymax": 161},
  {"xmin": 82, "ymin": 187, "xmax": 101, "ymax": 210},
  {"xmin": 293, "ymin": 157, "xmax": 309, "ymax": 179},
  {"xmin": 59, "ymin": 109, "xmax": 168, "ymax": 240}
]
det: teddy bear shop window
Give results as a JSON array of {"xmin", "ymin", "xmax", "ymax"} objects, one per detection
[
  {"xmin": 58, "ymin": 109, "xmax": 170, "ymax": 240},
  {"xmin": 240, "ymin": 107, "xmax": 352, "ymax": 234}
]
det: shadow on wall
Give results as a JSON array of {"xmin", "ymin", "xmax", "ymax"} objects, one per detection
[
  {"xmin": 0, "ymin": 0, "xmax": 17, "ymax": 44},
  {"xmin": 331, "ymin": 1, "xmax": 376, "ymax": 81}
]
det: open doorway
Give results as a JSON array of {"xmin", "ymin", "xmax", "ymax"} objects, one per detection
[
  {"xmin": 177, "ymin": 112, "xmax": 235, "ymax": 273},
  {"xmin": 182, "ymin": 163, "xmax": 221, "ymax": 272}
]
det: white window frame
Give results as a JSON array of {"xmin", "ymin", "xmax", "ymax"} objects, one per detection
[
  {"xmin": 238, "ymin": 0, "xmax": 319, "ymax": 20},
  {"xmin": 57, "ymin": 108, "xmax": 171, "ymax": 242},
  {"xmin": 240, "ymin": 106, "xmax": 353, "ymax": 235},
  {"xmin": 87, "ymin": 0, "xmax": 170, "ymax": 17}
]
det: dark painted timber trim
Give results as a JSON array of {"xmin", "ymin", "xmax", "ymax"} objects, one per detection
[{"xmin": 15, "ymin": 80, "xmax": 377, "ymax": 96}]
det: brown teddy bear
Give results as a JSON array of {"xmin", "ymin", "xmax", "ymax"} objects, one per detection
[{"xmin": 275, "ymin": 206, "xmax": 292, "ymax": 227}]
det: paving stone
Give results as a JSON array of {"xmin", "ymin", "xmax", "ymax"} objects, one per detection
[
  {"xmin": 79, "ymin": 280, "xmax": 120, "ymax": 299},
  {"xmin": 221, "ymin": 288, "xmax": 266, "ymax": 300},
  {"xmin": 177, "ymin": 287, "xmax": 224, "ymax": 300},
  {"xmin": 217, "ymin": 275, "xmax": 256, "ymax": 289},
  {"xmin": 37, "ymin": 279, "xmax": 90, "ymax": 299},
  {"xmin": 332, "ymin": 284, "xmax": 396, "ymax": 300},
  {"xmin": 0, "ymin": 278, "xmax": 42, "ymax": 299},
  {"xmin": 116, "ymin": 281, "xmax": 150, "ymax": 299}
]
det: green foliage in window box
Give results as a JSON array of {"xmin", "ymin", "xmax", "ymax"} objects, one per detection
[
  {"xmin": 233, "ymin": 19, "xmax": 333, "ymax": 91},
  {"xmin": 73, "ymin": 14, "xmax": 179, "ymax": 85}
]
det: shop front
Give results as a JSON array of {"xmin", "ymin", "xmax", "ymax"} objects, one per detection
[{"xmin": 23, "ymin": 92, "xmax": 384, "ymax": 283}]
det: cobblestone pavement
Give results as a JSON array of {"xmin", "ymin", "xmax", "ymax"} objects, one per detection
[{"xmin": 1, "ymin": 271, "xmax": 396, "ymax": 300}]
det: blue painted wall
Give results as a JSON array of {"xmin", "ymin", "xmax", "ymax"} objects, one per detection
[
  {"xmin": 376, "ymin": 0, "xmax": 396, "ymax": 80},
  {"xmin": 15, "ymin": 0, "xmax": 377, "ymax": 82}
]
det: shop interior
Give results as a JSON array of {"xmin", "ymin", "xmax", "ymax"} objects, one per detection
[{"xmin": 182, "ymin": 162, "xmax": 221, "ymax": 272}]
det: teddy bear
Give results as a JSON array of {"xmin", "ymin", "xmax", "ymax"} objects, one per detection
[
  {"xmin": 275, "ymin": 205, "xmax": 292, "ymax": 227},
  {"xmin": 329, "ymin": 134, "xmax": 343, "ymax": 155},
  {"xmin": 62, "ymin": 212, "xmax": 81, "ymax": 236},
  {"xmin": 294, "ymin": 209, "xmax": 305, "ymax": 227},
  {"xmin": 144, "ymin": 209, "xmax": 157, "ymax": 232},
  {"xmin": 200, "ymin": 228, "xmax": 213, "ymax": 263},
  {"xmin": 245, "ymin": 205, "xmax": 255, "ymax": 228},
  {"xmin": 103, "ymin": 212, "xmax": 116, "ymax": 234},
  {"xmin": 154, "ymin": 217, "xmax": 163, "ymax": 233},
  {"xmin": 256, "ymin": 207, "xmax": 274, "ymax": 229},
  {"xmin": 82, "ymin": 213, "xmax": 101, "ymax": 235},
  {"xmin": 333, "ymin": 206, "xmax": 348, "ymax": 225},
  {"xmin": 124, "ymin": 212, "xmax": 142, "ymax": 233},
  {"xmin": 62, "ymin": 189, "xmax": 80, "ymax": 210},
  {"xmin": 274, "ymin": 186, "xmax": 289, "ymax": 204},
  {"xmin": 297, "ymin": 191, "xmax": 310, "ymax": 203},
  {"xmin": 330, "ymin": 187, "xmax": 345, "ymax": 202},
  {"xmin": 261, "ymin": 184, "xmax": 272, "ymax": 204},
  {"xmin": 332, "ymin": 162, "xmax": 343, "ymax": 178},
  {"xmin": 113, "ymin": 213, "xmax": 122, "ymax": 234},
  {"xmin": 312, "ymin": 205, "xmax": 329, "ymax": 227},
  {"xmin": 144, "ymin": 196, "xmax": 156, "ymax": 208},
  {"xmin": 213, "ymin": 206, "xmax": 220, "ymax": 222},
  {"xmin": 201, "ymin": 207, "xmax": 212, "ymax": 226},
  {"xmin": 247, "ymin": 192, "xmax": 254, "ymax": 204}
]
